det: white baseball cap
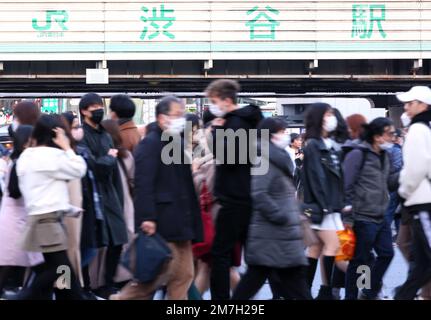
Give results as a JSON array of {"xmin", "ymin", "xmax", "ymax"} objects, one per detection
[{"xmin": 396, "ymin": 86, "xmax": 431, "ymax": 105}]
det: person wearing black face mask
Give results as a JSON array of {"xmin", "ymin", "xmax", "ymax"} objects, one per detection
[{"xmin": 78, "ymin": 93, "xmax": 128, "ymax": 299}]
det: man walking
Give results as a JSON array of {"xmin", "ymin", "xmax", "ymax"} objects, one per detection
[
  {"xmin": 394, "ymin": 86, "xmax": 431, "ymax": 300},
  {"xmin": 206, "ymin": 79, "xmax": 263, "ymax": 300},
  {"xmin": 110, "ymin": 95, "xmax": 203, "ymax": 300}
]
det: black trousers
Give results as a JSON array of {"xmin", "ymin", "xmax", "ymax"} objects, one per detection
[
  {"xmin": 210, "ymin": 202, "xmax": 251, "ymax": 300},
  {"xmin": 231, "ymin": 265, "xmax": 312, "ymax": 300},
  {"xmin": 24, "ymin": 250, "xmax": 83, "ymax": 300},
  {"xmin": 395, "ymin": 211, "xmax": 431, "ymax": 300},
  {"xmin": 105, "ymin": 245, "xmax": 122, "ymax": 287}
]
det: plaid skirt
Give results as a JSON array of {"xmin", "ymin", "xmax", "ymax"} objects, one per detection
[{"xmin": 22, "ymin": 212, "xmax": 68, "ymax": 253}]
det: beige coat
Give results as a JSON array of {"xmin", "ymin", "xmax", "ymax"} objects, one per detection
[{"xmin": 65, "ymin": 178, "xmax": 84, "ymax": 287}]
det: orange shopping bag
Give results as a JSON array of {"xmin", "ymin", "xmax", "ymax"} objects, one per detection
[{"xmin": 335, "ymin": 228, "xmax": 356, "ymax": 261}]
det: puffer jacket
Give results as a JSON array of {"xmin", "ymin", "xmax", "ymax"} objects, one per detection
[{"xmin": 245, "ymin": 141, "xmax": 307, "ymax": 268}]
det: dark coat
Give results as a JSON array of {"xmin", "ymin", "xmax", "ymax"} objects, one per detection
[
  {"xmin": 133, "ymin": 125, "xmax": 203, "ymax": 243},
  {"xmin": 343, "ymin": 142, "xmax": 392, "ymax": 224},
  {"xmin": 211, "ymin": 104, "xmax": 263, "ymax": 206},
  {"xmin": 302, "ymin": 138, "xmax": 345, "ymax": 216},
  {"xmin": 80, "ymin": 122, "xmax": 128, "ymax": 248},
  {"xmin": 245, "ymin": 142, "xmax": 307, "ymax": 268}
]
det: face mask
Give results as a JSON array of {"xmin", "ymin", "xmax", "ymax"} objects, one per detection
[
  {"xmin": 71, "ymin": 127, "xmax": 84, "ymax": 141},
  {"xmin": 400, "ymin": 112, "xmax": 411, "ymax": 127},
  {"xmin": 323, "ymin": 115, "xmax": 338, "ymax": 133},
  {"xmin": 379, "ymin": 142, "xmax": 394, "ymax": 150},
  {"xmin": 209, "ymin": 104, "xmax": 226, "ymax": 118},
  {"xmin": 271, "ymin": 133, "xmax": 291, "ymax": 149},
  {"xmin": 90, "ymin": 109, "xmax": 104, "ymax": 125},
  {"xmin": 165, "ymin": 117, "xmax": 186, "ymax": 135}
]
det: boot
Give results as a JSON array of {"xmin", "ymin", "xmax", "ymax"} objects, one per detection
[{"xmin": 315, "ymin": 285, "xmax": 335, "ymax": 300}]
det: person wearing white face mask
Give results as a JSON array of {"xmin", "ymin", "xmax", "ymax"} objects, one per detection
[
  {"xmin": 205, "ymin": 79, "xmax": 263, "ymax": 300},
  {"xmin": 232, "ymin": 117, "xmax": 311, "ymax": 300},
  {"xmin": 111, "ymin": 95, "xmax": 203, "ymax": 300},
  {"xmin": 394, "ymin": 86, "xmax": 431, "ymax": 300},
  {"xmin": 302, "ymin": 103, "xmax": 345, "ymax": 300},
  {"xmin": 343, "ymin": 117, "xmax": 398, "ymax": 300}
]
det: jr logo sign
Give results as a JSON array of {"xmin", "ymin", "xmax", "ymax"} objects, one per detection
[{"xmin": 32, "ymin": 10, "xmax": 69, "ymax": 37}]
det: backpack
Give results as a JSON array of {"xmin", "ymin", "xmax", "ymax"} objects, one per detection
[{"xmin": 340, "ymin": 145, "xmax": 368, "ymax": 180}]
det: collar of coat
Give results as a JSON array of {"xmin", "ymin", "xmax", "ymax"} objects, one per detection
[
  {"xmin": 83, "ymin": 121, "xmax": 104, "ymax": 133},
  {"xmin": 119, "ymin": 119, "xmax": 137, "ymax": 130},
  {"xmin": 411, "ymin": 109, "xmax": 431, "ymax": 127}
]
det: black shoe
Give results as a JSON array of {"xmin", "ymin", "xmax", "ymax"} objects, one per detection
[
  {"xmin": 358, "ymin": 291, "xmax": 377, "ymax": 300},
  {"xmin": 81, "ymin": 288, "xmax": 99, "ymax": 300},
  {"xmin": 315, "ymin": 285, "xmax": 335, "ymax": 300},
  {"xmin": 94, "ymin": 286, "xmax": 118, "ymax": 300},
  {"xmin": 1, "ymin": 288, "xmax": 50, "ymax": 300}
]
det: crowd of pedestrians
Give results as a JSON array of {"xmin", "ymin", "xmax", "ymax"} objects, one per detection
[{"xmin": 0, "ymin": 81, "xmax": 430, "ymax": 300}]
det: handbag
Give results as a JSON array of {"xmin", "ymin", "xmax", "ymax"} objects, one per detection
[
  {"xmin": 299, "ymin": 214, "xmax": 319, "ymax": 247},
  {"xmin": 121, "ymin": 232, "xmax": 172, "ymax": 283},
  {"xmin": 301, "ymin": 202, "xmax": 324, "ymax": 225}
]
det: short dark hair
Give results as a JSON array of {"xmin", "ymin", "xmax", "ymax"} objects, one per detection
[
  {"xmin": 205, "ymin": 79, "xmax": 241, "ymax": 104},
  {"xmin": 361, "ymin": 117, "xmax": 394, "ymax": 144},
  {"xmin": 109, "ymin": 94, "xmax": 136, "ymax": 119},
  {"xmin": 32, "ymin": 114, "xmax": 69, "ymax": 149},
  {"xmin": 13, "ymin": 101, "xmax": 40, "ymax": 126},
  {"xmin": 61, "ymin": 111, "xmax": 77, "ymax": 127},
  {"xmin": 304, "ymin": 103, "xmax": 332, "ymax": 141},
  {"xmin": 79, "ymin": 93, "xmax": 103, "ymax": 114},
  {"xmin": 257, "ymin": 117, "xmax": 287, "ymax": 139},
  {"xmin": 185, "ymin": 113, "xmax": 201, "ymax": 130},
  {"xmin": 290, "ymin": 133, "xmax": 301, "ymax": 142},
  {"xmin": 155, "ymin": 95, "xmax": 183, "ymax": 117}
]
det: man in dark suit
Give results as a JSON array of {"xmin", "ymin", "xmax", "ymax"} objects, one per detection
[{"xmin": 110, "ymin": 95, "xmax": 203, "ymax": 300}]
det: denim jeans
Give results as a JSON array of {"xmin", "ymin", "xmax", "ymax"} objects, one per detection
[
  {"xmin": 385, "ymin": 192, "xmax": 401, "ymax": 232},
  {"xmin": 345, "ymin": 220, "xmax": 394, "ymax": 300}
]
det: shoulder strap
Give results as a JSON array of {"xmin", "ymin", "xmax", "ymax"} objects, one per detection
[
  {"xmin": 350, "ymin": 148, "xmax": 367, "ymax": 187},
  {"xmin": 358, "ymin": 149, "xmax": 368, "ymax": 173}
]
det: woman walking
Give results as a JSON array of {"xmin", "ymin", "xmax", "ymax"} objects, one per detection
[
  {"xmin": 302, "ymin": 103, "xmax": 345, "ymax": 299},
  {"xmin": 231, "ymin": 117, "xmax": 311, "ymax": 300},
  {"xmin": 16, "ymin": 114, "xmax": 87, "ymax": 299}
]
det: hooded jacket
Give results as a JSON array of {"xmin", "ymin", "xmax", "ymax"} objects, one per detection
[
  {"xmin": 399, "ymin": 110, "xmax": 431, "ymax": 211},
  {"xmin": 245, "ymin": 141, "xmax": 307, "ymax": 268},
  {"xmin": 211, "ymin": 104, "xmax": 263, "ymax": 206}
]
